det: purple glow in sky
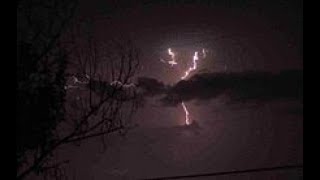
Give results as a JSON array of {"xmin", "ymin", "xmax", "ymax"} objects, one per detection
[{"xmin": 22, "ymin": 0, "xmax": 303, "ymax": 179}]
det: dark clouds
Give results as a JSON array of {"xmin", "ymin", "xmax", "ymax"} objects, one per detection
[
  {"xmin": 137, "ymin": 69, "xmax": 303, "ymax": 106},
  {"xmin": 136, "ymin": 77, "xmax": 168, "ymax": 96}
]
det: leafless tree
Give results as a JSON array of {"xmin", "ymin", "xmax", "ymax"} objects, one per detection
[
  {"xmin": 63, "ymin": 21, "xmax": 141, "ymax": 146},
  {"xmin": 17, "ymin": 1, "xmax": 141, "ymax": 179}
]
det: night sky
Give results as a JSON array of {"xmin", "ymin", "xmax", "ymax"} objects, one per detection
[
  {"xmin": 78, "ymin": 0, "xmax": 302, "ymax": 82},
  {"xmin": 24, "ymin": 0, "xmax": 303, "ymax": 179}
]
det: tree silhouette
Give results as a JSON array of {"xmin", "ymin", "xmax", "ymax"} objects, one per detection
[{"xmin": 17, "ymin": 1, "xmax": 141, "ymax": 179}]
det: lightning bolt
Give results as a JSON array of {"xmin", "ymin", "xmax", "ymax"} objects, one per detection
[
  {"xmin": 110, "ymin": 80, "xmax": 136, "ymax": 89},
  {"xmin": 64, "ymin": 75, "xmax": 90, "ymax": 89},
  {"xmin": 179, "ymin": 51, "xmax": 201, "ymax": 125},
  {"xmin": 168, "ymin": 48, "xmax": 178, "ymax": 66},
  {"xmin": 181, "ymin": 101, "xmax": 190, "ymax": 125},
  {"xmin": 65, "ymin": 74, "xmax": 135, "ymax": 90},
  {"xmin": 202, "ymin": 48, "xmax": 207, "ymax": 58},
  {"xmin": 72, "ymin": 76, "xmax": 90, "ymax": 84},
  {"xmin": 181, "ymin": 51, "xmax": 199, "ymax": 80},
  {"xmin": 67, "ymin": 48, "xmax": 206, "ymax": 125},
  {"xmin": 160, "ymin": 58, "xmax": 166, "ymax": 63},
  {"xmin": 161, "ymin": 48, "xmax": 207, "ymax": 125}
]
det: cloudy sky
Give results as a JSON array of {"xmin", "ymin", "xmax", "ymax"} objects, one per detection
[{"xmin": 46, "ymin": 0, "xmax": 303, "ymax": 179}]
